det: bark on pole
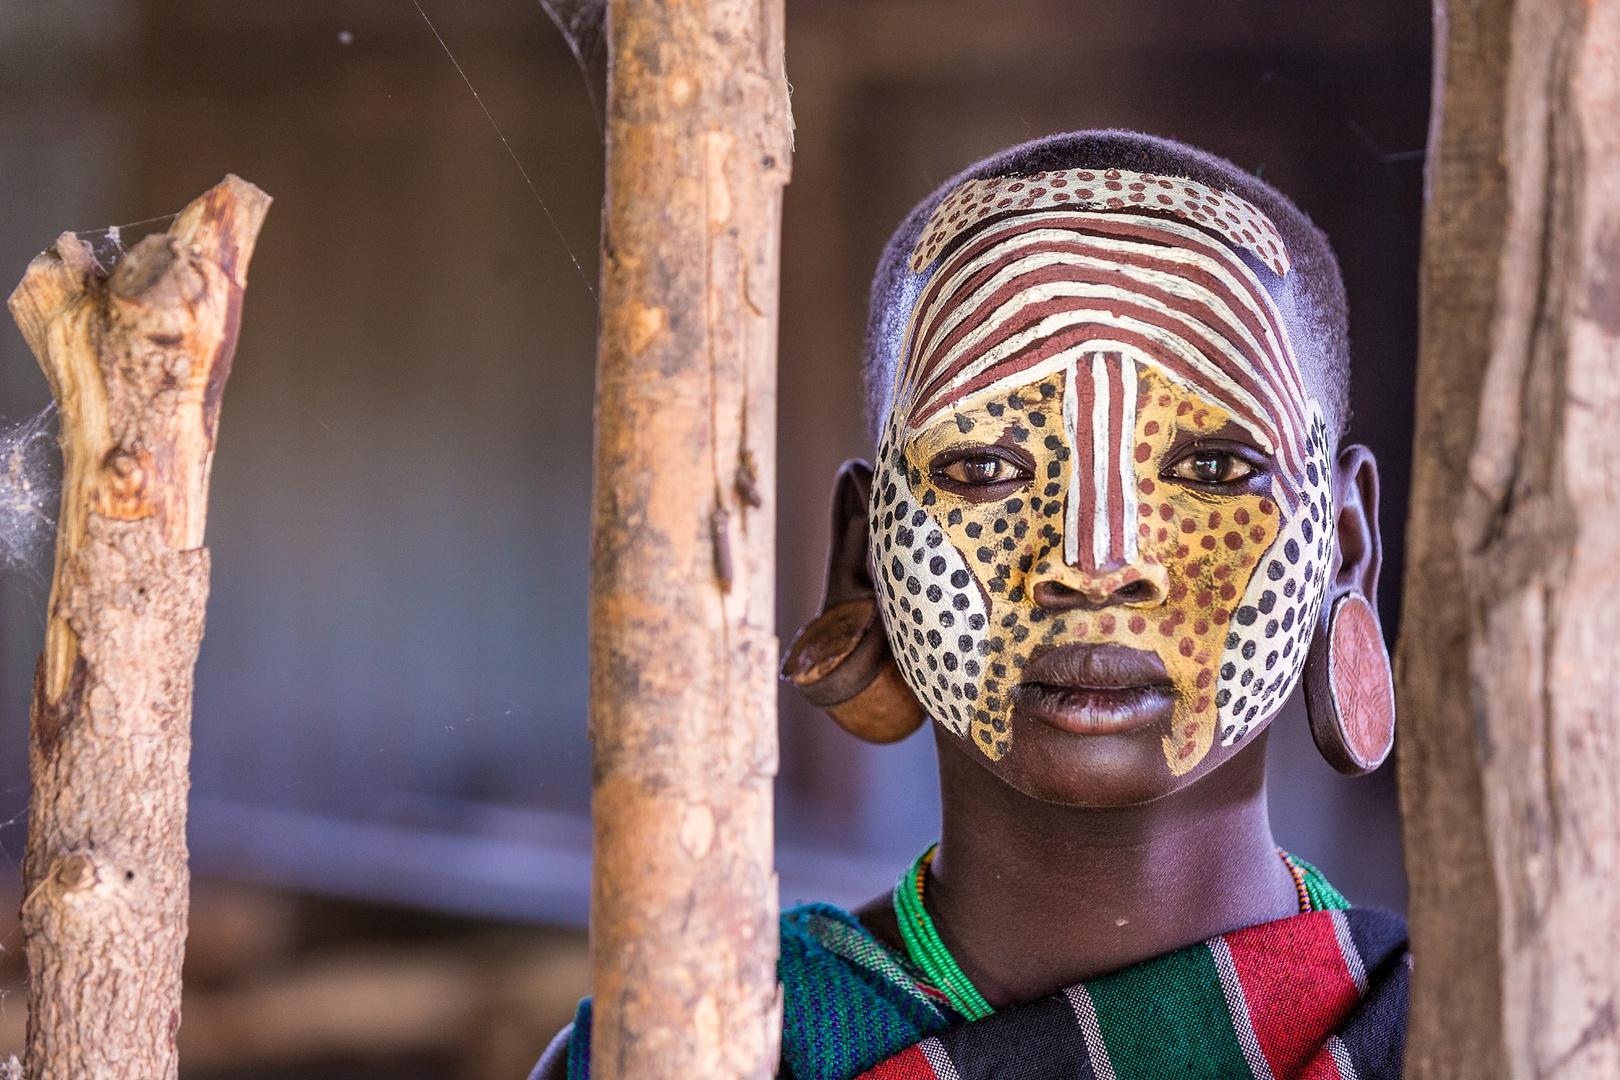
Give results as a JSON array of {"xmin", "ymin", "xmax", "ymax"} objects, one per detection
[
  {"xmin": 1397, "ymin": 1, "xmax": 1620, "ymax": 1077},
  {"xmin": 7, "ymin": 176, "xmax": 270, "ymax": 1080},
  {"xmin": 588, "ymin": 0, "xmax": 791, "ymax": 1077}
]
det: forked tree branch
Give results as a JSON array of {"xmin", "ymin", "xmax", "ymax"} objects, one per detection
[{"xmin": 7, "ymin": 175, "xmax": 269, "ymax": 1080}]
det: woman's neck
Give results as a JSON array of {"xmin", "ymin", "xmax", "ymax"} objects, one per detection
[{"xmin": 860, "ymin": 727, "xmax": 1298, "ymax": 1008}]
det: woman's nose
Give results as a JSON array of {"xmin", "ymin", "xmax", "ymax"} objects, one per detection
[{"xmin": 1029, "ymin": 558, "xmax": 1169, "ymax": 611}]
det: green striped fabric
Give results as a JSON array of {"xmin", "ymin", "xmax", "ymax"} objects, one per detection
[{"xmin": 1085, "ymin": 942, "xmax": 1254, "ymax": 1079}]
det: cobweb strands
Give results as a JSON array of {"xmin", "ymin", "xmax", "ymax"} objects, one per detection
[
  {"xmin": 0, "ymin": 405, "xmax": 58, "ymax": 582},
  {"xmin": 412, "ymin": 0, "xmax": 598, "ymax": 297},
  {"xmin": 0, "ymin": 217, "xmax": 177, "ymax": 585},
  {"xmin": 537, "ymin": 0, "xmax": 607, "ymax": 126}
]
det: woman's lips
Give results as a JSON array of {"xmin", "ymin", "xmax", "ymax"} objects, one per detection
[{"xmin": 1012, "ymin": 643, "xmax": 1176, "ymax": 736}]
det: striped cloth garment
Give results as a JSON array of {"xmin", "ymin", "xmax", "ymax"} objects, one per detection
[
  {"xmin": 558, "ymin": 883, "xmax": 1407, "ymax": 1080},
  {"xmin": 855, "ymin": 907, "xmax": 1409, "ymax": 1080}
]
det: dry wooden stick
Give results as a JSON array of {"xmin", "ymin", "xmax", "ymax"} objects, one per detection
[
  {"xmin": 7, "ymin": 176, "xmax": 270, "ymax": 1080},
  {"xmin": 1398, "ymin": 0, "xmax": 1620, "ymax": 1076},
  {"xmin": 589, "ymin": 1, "xmax": 791, "ymax": 1077}
]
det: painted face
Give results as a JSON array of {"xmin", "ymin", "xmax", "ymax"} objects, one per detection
[{"xmin": 871, "ymin": 170, "xmax": 1333, "ymax": 777}]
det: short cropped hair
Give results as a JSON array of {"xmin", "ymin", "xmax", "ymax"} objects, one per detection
[{"xmin": 864, "ymin": 130, "xmax": 1350, "ymax": 447}]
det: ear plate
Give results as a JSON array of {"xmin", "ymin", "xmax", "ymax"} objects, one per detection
[
  {"xmin": 781, "ymin": 598, "xmax": 926, "ymax": 745},
  {"xmin": 1304, "ymin": 591, "xmax": 1395, "ymax": 775}
]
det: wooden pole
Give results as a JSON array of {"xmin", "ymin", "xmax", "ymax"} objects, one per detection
[
  {"xmin": 589, "ymin": 0, "xmax": 790, "ymax": 1076},
  {"xmin": 7, "ymin": 176, "xmax": 270, "ymax": 1080},
  {"xmin": 1397, "ymin": 0, "xmax": 1620, "ymax": 1076}
]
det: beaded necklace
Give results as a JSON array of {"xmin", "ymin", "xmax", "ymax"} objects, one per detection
[
  {"xmin": 1279, "ymin": 848, "xmax": 1312, "ymax": 912},
  {"xmin": 892, "ymin": 845, "xmax": 994, "ymax": 1020},
  {"xmin": 894, "ymin": 843, "xmax": 1318, "ymax": 1020}
]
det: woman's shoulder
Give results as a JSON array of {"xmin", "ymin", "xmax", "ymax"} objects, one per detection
[
  {"xmin": 777, "ymin": 901, "xmax": 954, "ymax": 1079},
  {"xmin": 527, "ymin": 1023, "xmax": 571, "ymax": 1080}
]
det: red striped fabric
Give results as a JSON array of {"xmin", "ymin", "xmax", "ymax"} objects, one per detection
[
  {"xmin": 1223, "ymin": 912, "xmax": 1361, "ymax": 1078},
  {"xmin": 1294, "ymin": 1045, "xmax": 1350, "ymax": 1080},
  {"xmin": 860, "ymin": 1043, "xmax": 941, "ymax": 1080},
  {"xmin": 843, "ymin": 907, "xmax": 1409, "ymax": 1080}
]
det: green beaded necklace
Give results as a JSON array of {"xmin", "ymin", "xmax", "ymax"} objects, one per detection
[
  {"xmin": 893, "ymin": 842, "xmax": 1319, "ymax": 1022},
  {"xmin": 892, "ymin": 844, "xmax": 994, "ymax": 1020}
]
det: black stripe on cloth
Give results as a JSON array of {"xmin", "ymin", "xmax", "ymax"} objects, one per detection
[
  {"xmin": 1333, "ymin": 909, "xmax": 1410, "ymax": 1079},
  {"xmin": 1342, "ymin": 909, "xmax": 1408, "ymax": 974},
  {"xmin": 1334, "ymin": 952, "xmax": 1410, "ymax": 1079},
  {"xmin": 932, "ymin": 992, "xmax": 1098, "ymax": 1080}
]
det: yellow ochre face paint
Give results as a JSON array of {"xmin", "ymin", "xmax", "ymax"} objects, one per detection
[{"xmin": 870, "ymin": 169, "xmax": 1334, "ymax": 775}]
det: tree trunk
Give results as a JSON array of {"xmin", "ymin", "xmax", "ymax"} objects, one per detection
[
  {"xmin": 7, "ymin": 176, "xmax": 270, "ymax": 1080},
  {"xmin": 588, "ymin": 1, "xmax": 791, "ymax": 1077},
  {"xmin": 1398, "ymin": 0, "xmax": 1620, "ymax": 1076}
]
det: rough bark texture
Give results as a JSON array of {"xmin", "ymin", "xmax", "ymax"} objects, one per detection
[
  {"xmin": 1398, "ymin": 1, "xmax": 1620, "ymax": 1077},
  {"xmin": 589, "ymin": 2, "xmax": 791, "ymax": 1078},
  {"xmin": 6, "ymin": 176, "xmax": 270, "ymax": 1080}
]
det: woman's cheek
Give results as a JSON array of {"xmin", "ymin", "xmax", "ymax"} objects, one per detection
[{"xmin": 1212, "ymin": 408, "xmax": 1338, "ymax": 750}]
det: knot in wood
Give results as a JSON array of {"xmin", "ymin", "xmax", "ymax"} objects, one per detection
[
  {"xmin": 735, "ymin": 448, "xmax": 763, "ymax": 508},
  {"xmin": 52, "ymin": 853, "xmax": 98, "ymax": 893},
  {"xmin": 109, "ymin": 234, "xmax": 179, "ymax": 301},
  {"xmin": 97, "ymin": 448, "xmax": 154, "ymax": 521}
]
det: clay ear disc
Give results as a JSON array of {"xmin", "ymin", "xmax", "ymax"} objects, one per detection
[
  {"xmin": 781, "ymin": 598, "xmax": 926, "ymax": 744},
  {"xmin": 1314, "ymin": 592, "xmax": 1395, "ymax": 773}
]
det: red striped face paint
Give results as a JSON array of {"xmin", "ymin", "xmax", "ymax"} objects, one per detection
[
  {"xmin": 1063, "ymin": 350, "xmax": 1141, "ymax": 571},
  {"xmin": 871, "ymin": 178, "xmax": 1335, "ymax": 774}
]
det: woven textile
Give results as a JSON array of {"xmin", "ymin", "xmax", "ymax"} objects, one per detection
[
  {"xmin": 777, "ymin": 904, "xmax": 955, "ymax": 1079},
  {"xmin": 561, "ymin": 864, "xmax": 1404, "ymax": 1080},
  {"xmin": 857, "ymin": 907, "xmax": 1409, "ymax": 1080}
]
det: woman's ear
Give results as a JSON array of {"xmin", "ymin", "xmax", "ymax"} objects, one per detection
[
  {"xmin": 780, "ymin": 459, "xmax": 925, "ymax": 744},
  {"xmin": 1329, "ymin": 443, "xmax": 1382, "ymax": 609},
  {"xmin": 1303, "ymin": 443, "xmax": 1395, "ymax": 776},
  {"xmin": 823, "ymin": 459, "xmax": 876, "ymax": 608}
]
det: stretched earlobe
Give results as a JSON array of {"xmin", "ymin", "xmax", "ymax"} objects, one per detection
[
  {"xmin": 781, "ymin": 596, "xmax": 926, "ymax": 743},
  {"xmin": 1302, "ymin": 591, "xmax": 1395, "ymax": 775},
  {"xmin": 780, "ymin": 459, "xmax": 926, "ymax": 744}
]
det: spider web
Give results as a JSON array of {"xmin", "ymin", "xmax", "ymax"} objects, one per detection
[
  {"xmin": 412, "ymin": 0, "xmax": 601, "ymax": 297},
  {"xmin": 0, "ymin": 216, "xmax": 183, "ymax": 589},
  {"xmin": 537, "ymin": 0, "xmax": 608, "ymax": 127},
  {"xmin": 0, "ymin": 404, "xmax": 58, "ymax": 585}
]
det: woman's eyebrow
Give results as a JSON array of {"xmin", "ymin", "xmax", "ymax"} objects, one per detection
[{"xmin": 1160, "ymin": 418, "xmax": 1273, "ymax": 451}]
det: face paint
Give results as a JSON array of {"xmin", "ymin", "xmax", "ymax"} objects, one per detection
[
  {"xmin": 871, "ymin": 177, "xmax": 1333, "ymax": 775},
  {"xmin": 909, "ymin": 168, "xmax": 1293, "ymax": 277}
]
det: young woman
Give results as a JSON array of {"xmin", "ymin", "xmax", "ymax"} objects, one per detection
[{"xmin": 536, "ymin": 130, "xmax": 1407, "ymax": 1080}]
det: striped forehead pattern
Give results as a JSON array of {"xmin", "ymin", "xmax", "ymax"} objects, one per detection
[
  {"xmin": 910, "ymin": 170, "xmax": 1291, "ymax": 277},
  {"xmin": 894, "ymin": 209, "xmax": 1313, "ymax": 495}
]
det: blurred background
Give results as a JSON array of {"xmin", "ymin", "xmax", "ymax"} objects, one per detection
[{"xmin": 0, "ymin": 0, "xmax": 1426, "ymax": 1075}]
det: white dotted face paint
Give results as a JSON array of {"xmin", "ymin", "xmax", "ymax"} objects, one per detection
[{"xmin": 870, "ymin": 179, "xmax": 1332, "ymax": 774}]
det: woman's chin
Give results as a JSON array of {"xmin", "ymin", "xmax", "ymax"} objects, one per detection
[{"xmin": 975, "ymin": 708, "xmax": 1195, "ymax": 808}]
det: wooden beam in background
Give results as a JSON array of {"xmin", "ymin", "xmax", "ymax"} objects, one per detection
[
  {"xmin": 1398, "ymin": 0, "xmax": 1620, "ymax": 1076},
  {"xmin": 7, "ymin": 177, "xmax": 269, "ymax": 1080},
  {"xmin": 589, "ymin": 0, "xmax": 791, "ymax": 1077}
]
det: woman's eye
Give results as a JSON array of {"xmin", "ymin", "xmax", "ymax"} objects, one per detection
[
  {"xmin": 1170, "ymin": 451, "xmax": 1255, "ymax": 485},
  {"xmin": 940, "ymin": 455, "xmax": 1020, "ymax": 485}
]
